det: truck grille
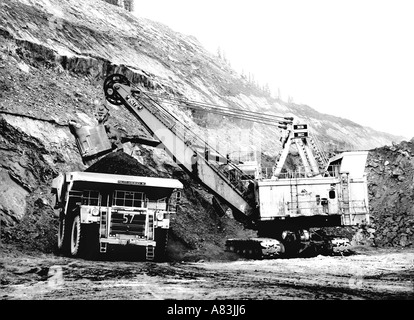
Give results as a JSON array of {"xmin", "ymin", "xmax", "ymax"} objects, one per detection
[{"xmin": 110, "ymin": 212, "xmax": 147, "ymax": 237}]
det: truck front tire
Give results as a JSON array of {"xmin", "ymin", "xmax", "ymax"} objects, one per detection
[
  {"xmin": 57, "ymin": 213, "xmax": 70, "ymax": 254},
  {"xmin": 70, "ymin": 215, "xmax": 82, "ymax": 256},
  {"xmin": 67, "ymin": 213, "xmax": 100, "ymax": 259}
]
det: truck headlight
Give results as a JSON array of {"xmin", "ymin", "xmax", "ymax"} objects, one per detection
[{"xmin": 91, "ymin": 208, "xmax": 99, "ymax": 216}]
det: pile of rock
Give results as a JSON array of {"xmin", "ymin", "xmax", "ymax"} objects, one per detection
[
  {"xmin": 85, "ymin": 151, "xmax": 161, "ymax": 177},
  {"xmin": 366, "ymin": 138, "xmax": 414, "ymax": 247}
]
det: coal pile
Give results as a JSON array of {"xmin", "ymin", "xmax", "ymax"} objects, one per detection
[
  {"xmin": 85, "ymin": 151, "xmax": 163, "ymax": 178},
  {"xmin": 366, "ymin": 138, "xmax": 414, "ymax": 247}
]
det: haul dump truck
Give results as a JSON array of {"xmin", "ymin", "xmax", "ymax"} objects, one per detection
[
  {"xmin": 51, "ymin": 171, "xmax": 182, "ymax": 261},
  {"xmin": 64, "ymin": 73, "xmax": 369, "ymax": 259}
]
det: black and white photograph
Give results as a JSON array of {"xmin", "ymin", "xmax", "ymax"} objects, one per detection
[{"xmin": 0, "ymin": 0, "xmax": 413, "ymax": 307}]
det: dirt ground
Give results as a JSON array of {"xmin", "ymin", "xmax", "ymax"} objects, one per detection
[{"xmin": 1, "ymin": 243, "xmax": 413, "ymax": 301}]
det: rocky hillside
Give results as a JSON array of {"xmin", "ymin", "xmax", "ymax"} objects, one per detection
[
  {"xmin": 0, "ymin": 0, "xmax": 403, "ymax": 152},
  {"xmin": 0, "ymin": 0, "xmax": 412, "ymax": 258}
]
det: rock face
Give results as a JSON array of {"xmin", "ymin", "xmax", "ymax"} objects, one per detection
[
  {"xmin": 0, "ymin": 116, "xmax": 60, "ymax": 251},
  {"xmin": 0, "ymin": 117, "xmax": 55, "ymax": 226},
  {"xmin": 366, "ymin": 139, "xmax": 414, "ymax": 248}
]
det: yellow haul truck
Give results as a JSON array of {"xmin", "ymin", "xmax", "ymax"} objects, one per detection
[{"xmin": 52, "ymin": 171, "xmax": 182, "ymax": 261}]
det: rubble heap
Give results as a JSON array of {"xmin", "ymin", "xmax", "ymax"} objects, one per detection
[
  {"xmin": 85, "ymin": 151, "xmax": 160, "ymax": 177},
  {"xmin": 366, "ymin": 138, "xmax": 414, "ymax": 247}
]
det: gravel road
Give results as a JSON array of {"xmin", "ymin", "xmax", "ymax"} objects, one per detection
[{"xmin": 1, "ymin": 244, "xmax": 413, "ymax": 301}]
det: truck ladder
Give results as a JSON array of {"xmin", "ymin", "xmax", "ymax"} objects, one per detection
[
  {"xmin": 99, "ymin": 206, "xmax": 109, "ymax": 253},
  {"xmin": 104, "ymin": 75, "xmax": 253, "ymax": 220},
  {"xmin": 289, "ymin": 177, "xmax": 299, "ymax": 214},
  {"xmin": 341, "ymin": 174, "xmax": 351, "ymax": 225},
  {"xmin": 146, "ymin": 245, "xmax": 155, "ymax": 261}
]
